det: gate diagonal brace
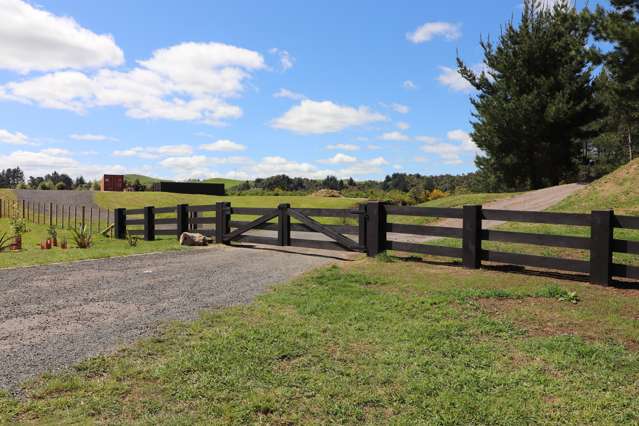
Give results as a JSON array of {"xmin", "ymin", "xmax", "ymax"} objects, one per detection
[
  {"xmin": 288, "ymin": 209, "xmax": 360, "ymax": 251},
  {"xmin": 224, "ymin": 211, "xmax": 278, "ymax": 242}
]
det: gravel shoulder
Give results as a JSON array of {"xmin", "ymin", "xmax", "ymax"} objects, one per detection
[{"xmin": 0, "ymin": 246, "xmax": 347, "ymax": 392}]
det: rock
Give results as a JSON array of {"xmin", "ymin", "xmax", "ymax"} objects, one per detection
[{"xmin": 179, "ymin": 232, "xmax": 208, "ymax": 246}]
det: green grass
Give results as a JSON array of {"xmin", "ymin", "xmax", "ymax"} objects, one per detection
[
  {"xmin": 419, "ymin": 192, "xmax": 520, "ymax": 208},
  {"xmin": 2, "ymin": 260, "xmax": 638, "ymax": 423},
  {"xmin": 0, "ymin": 218, "xmax": 184, "ymax": 269}
]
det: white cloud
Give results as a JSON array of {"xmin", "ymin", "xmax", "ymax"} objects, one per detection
[
  {"xmin": 390, "ymin": 103, "xmax": 409, "ymax": 114},
  {"xmin": 418, "ymin": 129, "xmax": 481, "ymax": 165},
  {"xmin": 318, "ymin": 153, "xmax": 357, "ymax": 164},
  {"xmin": 0, "ymin": 0, "xmax": 124, "ymax": 73},
  {"xmin": 113, "ymin": 144, "xmax": 193, "ymax": 159},
  {"xmin": 415, "ymin": 135, "xmax": 438, "ymax": 144},
  {"xmin": 396, "ymin": 121, "xmax": 410, "ymax": 130},
  {"xmin": 379, "ymin": 131, "xmax": 410, "ymax": 141},
  {"xmin": 199, "ymin": 139, "xmax": 246, "ymax": 152},
  {"xmin": 271, "ymin": 99, "xmax": 386, "ymax": 134},
  {"xmin": 407, "ymin": 22, "xmax": 461, "ymax": 44},
  {"xmin": 367, "ymin": 144, "xmax": 381, "ymax": 150},
  {"xmin": 0, "ymin": 148, "xmax": 124, "ymax": 178},
  {"xmin": 447, "ymin": 129, "xmax": 481, "ymax": 153},
  {"xmin": 160, "ymin": 155, "xmax": 208, "ymax": 169},
  {"xmin": 70, "ymin": 133, "xmax": 117, "ymax": 141},
  {"xmin": 269, "ymin": 48, "xmax": 294, "ymax": 71},
  {"xmin": 402, "ymin": 80, "xmax": 417, "ymax": 90},
  {"xmin": 273, "ymin": 88, "xmax": 306, "ymax": 100},
  {"xmin": 326, "ymin": 143, "xmax": 359, "ymax": 151},
  {"xmin": 0, "ymin": 128, "xmax": 34, "ymax": 145},
  {"xmin": 0, "ymin": 42, "xmax": 265, "ymax": 126},
  {"xmin": 437, "ymin": 66, "xmax": 473, "ymax": 92}
]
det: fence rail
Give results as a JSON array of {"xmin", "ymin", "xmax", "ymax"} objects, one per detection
[
  {"xmin": 3, "ymin": 196, "xmax": 638, "ymax": 286},
  {"xmin": 107, "ymin": 201, "xmax": 639, "ymax": 286},
  {"xmin": 0, "ymin": 198, "xmax": 114, "ymax": 235}
]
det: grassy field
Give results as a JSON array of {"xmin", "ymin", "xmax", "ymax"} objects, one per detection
[
  {"xmin": 2, "ymin": 258, "xmax": 637, "ymax": 424},
  {"xmin": 418, "ymin": 191, "xmax": 519, "ymax": 208},
  {"xmin": 0, "ymin": 218, "xmax": 183, "ymax": 269},
  {"xmin": 203, "ymin": 177, "xmax": 243, "ymax": 188},
  {"xmin": 124, "ymin": 174, "xmax": 163, "ymax": 185}
]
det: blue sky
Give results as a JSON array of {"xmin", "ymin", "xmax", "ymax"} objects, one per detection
[{"xmin": 0, "ymin": 0, "xmax": 604, "ymax": 181}]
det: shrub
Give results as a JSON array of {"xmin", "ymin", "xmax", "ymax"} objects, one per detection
[
  {"xmin": 38, "ymin": 181, "xmax": 51, "ymax": 190},
  {"xmin": 429, "ymin": 188, "xmax": 448, "ymax": 201},
  {"xmin": 0, "ymin": 231, "xmax": 12, "ymax": 252},
  {"xmin": 71, "ymin": 225, "xmax": 92, "ymax": 248},
  {"xmin": 126, "ymin": 232, "xmax": 139, "ymax": 247},
  {"xmin": 55, "ymin": 182, "xmax": 66, "ymax": 190},
  {"xmin": 47, "ymin": 225, "xmax": 57, "ymax": 241},
  {"xmin": 10, "ymin": 218, "xmax": 28, "ymax": 237}
]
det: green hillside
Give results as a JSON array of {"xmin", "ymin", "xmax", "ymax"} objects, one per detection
[
  {"xmin": 203, "ymin": 177, "xmax": 243, "ymax": 188},
  {"xmin": 552, "ymin": 158, "xmax": 639, "ymax": 215}
]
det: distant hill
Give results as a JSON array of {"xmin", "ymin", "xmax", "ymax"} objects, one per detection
[
  {"xmin": 553, "ymin": 158, "xmax": 639, "ymax": 215},
  {"xmin": 202, "ymin": 178, "xmax": 243, "ymax": 188}
]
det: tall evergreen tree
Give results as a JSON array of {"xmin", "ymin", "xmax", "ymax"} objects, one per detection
[
  {"xmin": 458, "ymin": 0, "xmax": 600, "ymax": 189},
  {"xmin": 592, "ymin": 0, "xmax": 639, "ymax": 163}
]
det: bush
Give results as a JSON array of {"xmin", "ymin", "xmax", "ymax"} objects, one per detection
[
  {"xmin": 71, "ymin": 225, "xmax": 92, "ymax": 248},
  {"xmin": 429, "ymin": 189, "xmax": 448, "ymax": 201},
  {"xmin": 55, "ymin": 182, "xmax": 66, "ymax": 190},
  {"xmin": 37, "ymin": 181, "xmax": 51, "ymax": 190}
]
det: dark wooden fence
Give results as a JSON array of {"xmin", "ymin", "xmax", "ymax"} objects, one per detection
[
  {"xmin": 112, "ymin": 201, "xmax": 639, "ymax": 286},
  {"xmin": 0, "ymin": 198, "xmax": 114, "ymax": 235}
]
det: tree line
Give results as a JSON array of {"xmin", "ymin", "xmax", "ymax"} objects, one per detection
[
  {"xmin": 457, "ymin": 0, "xmax": 639, "ymax": 191},
  {"xmin": 0, "ymin": 168, "xmax": 99, "ymax": 190}
]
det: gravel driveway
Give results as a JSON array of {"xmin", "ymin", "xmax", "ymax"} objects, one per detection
[{"xmin": 0, "ymin": 246, "xmax": 346, "ymax": 392}]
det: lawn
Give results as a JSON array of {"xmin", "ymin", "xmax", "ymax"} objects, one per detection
[
  {"xmin": 0, "ymin": 218, "xmax": 184, "ymax": 269},
  {"xmin": 2, "ymin": 258, "xmax": 638, "ymax": 424}
]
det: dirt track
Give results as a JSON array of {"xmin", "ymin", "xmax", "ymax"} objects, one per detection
[{"xmin": 391, "ymin": 183, "xmax": 584, "ymax": 243}]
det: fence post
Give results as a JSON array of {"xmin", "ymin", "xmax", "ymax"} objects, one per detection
[
  {"xmin": 215, "ymin": 202, "xmax": 230, "ymax": 244},
  {"xmin": 49, "ymin": 202, "xmax": 53, "ymax": 226},
  {"xmin": 176, "ymin": 204, "xmax": 189, "ymax": 239},
  {"xmin": 366, "ymin": 201, "xmax": 386, "ymax": 257},
  {"xmin": 114, "ymin": 208, "xmax": 127, "ymax": 239},
  {"xmin": 358, "ymin": 203, "xmax": 367, "ymax": 250},
  {"xmin": 22, "ymin": 200, "xmax": 25, "ymax": 219},
  {"xmin": 278, "ymin": 203, "xmax": 291, "ymax": 246},
  {"xmin": 143, "ymin": 206, "xmax": 155, "ymax": 241},
  {"xmin": 590, "ymin": 210, "xmax": 613, "ymax": 285},
  {"xmin": 463, "ymin": 205, "xmax": 482, "ymax": 269},
  {"xmin": 191, "ymin": 211, "xmax": 198, "ymax": 232}
]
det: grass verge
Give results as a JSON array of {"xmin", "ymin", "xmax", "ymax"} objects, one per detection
[
  {"xmin": 0, "ymin": 218, "xmax": 183, "ymax": 269},
  {"xmin": 1, "ymin": 259, "xmax": 638, "ymax": 423}
]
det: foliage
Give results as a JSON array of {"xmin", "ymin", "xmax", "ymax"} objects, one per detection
[
  {"xmin": 126, "ymin": 232, "xmax": 139, "ymax": 247},
  {"xmin": 458, "ymin": 0, "xmax": 600, "ymax": 190},
  {"xmin": 0, "ymin": 231, "xmax": 13, "ymax": 252},
  {"xmin": 47, "ymin": 226, "xmax": 57, "ymax": 241},
  {"xmin": 71, "ymin": 225, "xmax": 93, "ymax": 249},
  {"xmin": 0, "ymin": 167, "xmax": 24, "ymax": 189},
  {"xmin": 9, "ymin": 217, "xmax": 27, "ymax": 237}
]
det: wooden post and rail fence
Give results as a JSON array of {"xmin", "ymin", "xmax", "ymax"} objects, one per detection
[{"xmin": 1, "ymin": 197, "xmax": 637, "ymax": 285}]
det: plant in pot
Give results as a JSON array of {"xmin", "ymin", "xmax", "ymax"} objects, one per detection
[
  {"xmin": 47, "ymin": 226, "xmax": 58, "ymax": 246},
  {"xmin": 0, "ymin": 231, "xmax": 13, "ymax": 252},
  {"xmin": 71, "ymin": 224, "xmax": 92, "ymax": 249},
  {"xmin": 60, "ymin": 238, "xmax": 68, "ymax": 250},
  {"xmin": 9, "ymin": 218, "xmax": 27, "ymax": 251}
]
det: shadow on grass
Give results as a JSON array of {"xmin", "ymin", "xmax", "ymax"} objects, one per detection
[{"xmin": 380, "ymin": 253, "xmax": 639, "ymax": 290}]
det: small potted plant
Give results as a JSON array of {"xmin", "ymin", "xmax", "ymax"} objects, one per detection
[
  {"xmin": 60, "ymin": 238, "xmax": 68, "ymax": 250},
  {"xmin": 47, "ymin": 226, "xmax": 58, "ymax": 247},
  {"xmin": 9, "ymin": 218, "xmax": 27, "ymax": 251}
]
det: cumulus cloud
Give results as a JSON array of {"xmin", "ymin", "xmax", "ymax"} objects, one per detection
[
  {"xmin": 0, "ymin": 148, "xmax": 124, "ymax": 178},
  {"xmin": 406, "ymin": 22, "xmax": 461, "ymax": 44},
  {"xmin": 70, "ymin": 133, "xmax": 117, "ymax": 141},
  {"xmin": 379, "ymin": 131, "xmax": 410, "ymax": 141},
  {"xmin": 419, "ymin": 129, "xmax": 481, "ymax": 165},
  {"xmin": 0, "ymin": 128, "xmax": 35, "ymax": 145},
  {"xmin": 326, "ymin": 143, "xmax": 359, "ymax": 151},
  {"xmin": 402, "ymin": 80, "xmax": 417, "ymax": 90},
  {"xmin": 415, "ymin": 135, "xmax": 438, "ymax": 144},
  {"xmin": 318, "ymin": 153, "xmax": 358, "ymax": 164},
  {"xmin": 113, "ymin": 144, "xmax": 193, "ymax": 160},
  {"xmin": 273, "ymin": 88, "xmax": 306, "ymax": 100},
  {"xmin": 269, "ymin": 48, "xmax": 294, "ymax": 71},
  {"xmin": 0, "ymin": 0, "xmax": 124, "ymax": 73},
  {"xmin": 0, "ymin": 42, "xmax": 265, "ymax": 125},
  {"xmin": 437, "ymin": 66, "xmax": 473, "ymax": 92},
  {"xmin": 396, "ymin": 122, "xmax": 410, "ymax": 130},
  {"xmin": 391, "ymin": 103, "xmax": 409, "ymax": 114},
  {"xmin": 199, "ymin": 139, "xmax": 246, "ymax": 152},
  {"xmin": 271, "ymin": 100, "xmax": 386, "ymax": 134}
]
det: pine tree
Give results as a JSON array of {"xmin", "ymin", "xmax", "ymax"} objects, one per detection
[
  {"xmin": 458, "ymin": 0, "xmax": 600, "ymax": 190},
  {"xmin": 592, "ymin": 0, "xmax": 639, "ymax": 163}
]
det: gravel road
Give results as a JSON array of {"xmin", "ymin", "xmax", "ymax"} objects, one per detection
[{"xmin": 0, "ymin": 246, "xmax": 346, "ymax": 392}]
